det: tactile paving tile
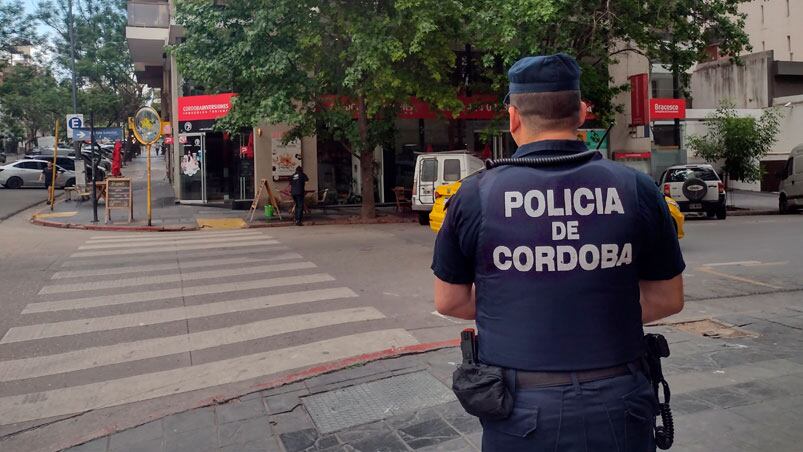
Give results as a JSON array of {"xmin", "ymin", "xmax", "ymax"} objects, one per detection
[{"xmin": 303, "ymin": 371, "xmax": 456, "ymax": 433}]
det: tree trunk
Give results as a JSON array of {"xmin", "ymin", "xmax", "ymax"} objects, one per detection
[{"xmin": 357, "ymin": 97, "xmax": 376, "ymax": 219}]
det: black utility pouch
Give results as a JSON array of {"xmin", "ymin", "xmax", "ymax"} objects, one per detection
[
  {"xmin": 451, "ymin": 329, "xmax": 513, "ymax": 420},
  {"xmin": 452, "ymin": 363, "xmax": 513, "ymax": 420}
]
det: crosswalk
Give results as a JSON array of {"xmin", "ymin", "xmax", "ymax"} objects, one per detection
[{"xmin": 0, "ymin": 230, "xmax": 419, "ymax": 427}]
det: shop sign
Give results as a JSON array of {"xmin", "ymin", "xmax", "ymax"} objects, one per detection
[
  {"xmin": 320, "ymin": 95, "xmax": 502, "ymax": 120},
  {"xmin": 578, "ymin": 129, "xmax": 608, "ymax": 150},
  {"xmin": 178, "ymin": 93, "xmax": 236, "ymax": 121},
  {"xmin": 164, "ymin": 136, "xmax": 174, "ymax": 144},
  {"xmin": 629, "ymin": 74, "xmax": 649, "ymax": 126},
  {"xmin": 161, "ymin": 121, "xmax": 172, "ymax": 135},
  {"xmin": 650, "ymin": 98, "xmax": 686, "ymax": 120},
  {"xmin": 613, "ymin": 152, "xmax": 651, "ymax": 160},
  {"xmin": 271, "ymin": 132, "xmax": 302, "ymax": 180}
]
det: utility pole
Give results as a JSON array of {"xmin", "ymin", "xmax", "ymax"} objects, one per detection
[{"xmin": 67, "ymin": 0, "xmax": 78, "ymax": 114}]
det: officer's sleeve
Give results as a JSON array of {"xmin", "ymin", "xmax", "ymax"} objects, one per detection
[
  {"xmin": 431, "ymin": 178, "xmax": 481, "ymax": 284},
  {"xmin": 636, "ymin": 174, "xmax": 686, "ymax": 280}
]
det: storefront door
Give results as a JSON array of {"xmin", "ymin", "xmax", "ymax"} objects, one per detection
[{"xmin": 179, "ymin": 133, "xmax": 206, "ymax": 203}]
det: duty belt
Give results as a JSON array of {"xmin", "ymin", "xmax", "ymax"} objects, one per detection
[{"xmin": 515, "ymin": 360, "xmax": 641, "ymax": 389}]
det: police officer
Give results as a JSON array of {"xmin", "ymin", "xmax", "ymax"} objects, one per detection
[{"xmin": 432, "ymin": 53, "xmax": 685, "ymax": 451}]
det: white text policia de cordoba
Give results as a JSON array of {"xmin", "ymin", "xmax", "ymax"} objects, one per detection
[{"xmin": 494, "ymin": 187, "xmax": 632, "ymax": 273}]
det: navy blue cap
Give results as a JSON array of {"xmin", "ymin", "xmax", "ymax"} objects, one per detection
[{"xmin": 505, "ymin": 53, "xmax": 581, "ymax": 103}]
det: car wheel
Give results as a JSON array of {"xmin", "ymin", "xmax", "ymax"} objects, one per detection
[
  {"xmin": 716, "ymin": 204, "xmax": 727, "ymax": 220},
  {"xmin": 5, "ymin": 176, "xmax": 22, "ymax": 189},
  {"xmin": 706, "ymin": 210, "xmax": 716, "ymax": 218},
  {"xmin": 418, "ymin": 212, "xmax": 430, "ymax": 226},
  {"xmin": 779, "ymin": 195, "xmax": 789, "ymax": 214}
]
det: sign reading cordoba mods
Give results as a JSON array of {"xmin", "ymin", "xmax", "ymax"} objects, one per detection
[
  {"xmin": 177, "ymin": 93, "xmax": 236, "ymax": 121},
  {"xmin": 649, "ymin": 98, "xmax": 686, "ymax": 120}
]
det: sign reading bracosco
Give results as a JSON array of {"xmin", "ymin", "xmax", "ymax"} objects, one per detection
[{"xmin": 649, "ymin": 98, "xmax": 686, "ymax": 120}]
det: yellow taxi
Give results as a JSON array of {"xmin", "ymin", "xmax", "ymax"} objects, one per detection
[{"xmin": 430, "ymin": 181, "xmax": 684, "ymax": 239}]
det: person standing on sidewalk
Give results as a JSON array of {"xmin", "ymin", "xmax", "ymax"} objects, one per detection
[
  {"xmin": 39, "ymin": 161, "xmax": 55, "ymax": 204},
  {"xmin": 432, "ymin": 54, "xmax": 685, "ymax": 451},
  {"xmin": 291, "ymin": 166, "xmax": 309, "ymax": 226}
]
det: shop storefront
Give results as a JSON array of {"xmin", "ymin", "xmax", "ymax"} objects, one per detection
[{"xmin": 176, "ymin": 93, "xmax": 254, "ymax": 204}]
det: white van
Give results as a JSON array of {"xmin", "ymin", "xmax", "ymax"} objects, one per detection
[
  {"xmin": 779, "ymin": 144, "xmax": 803, "ymax": 214},
  {"xmin": 412, "ymin": 151, "xmax": 484, "ymax": 224}
]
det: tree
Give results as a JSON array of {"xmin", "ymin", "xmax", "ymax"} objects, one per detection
[
  {"xmin": 466, "ymin": 0, "xmax": 752, "ymax": 124},
  {"xmin": 174, "ymin": 0, "xmax": 467, "ymax": 218},
  {"xmin": 36, "ymin": 0, "xmax": 144, "ymax": 126},
  {"xmin": 688, "ymin": 101, "xmax": 781, "ymax": 186},
  {"xmin": 0, "ymin": 0, "xmax": 39, "ymax": 65},
  {"xmin": 0, "ymin": 64, "xmax": 71, "ymax": 149}
]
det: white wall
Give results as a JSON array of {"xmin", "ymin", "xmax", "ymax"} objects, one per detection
[{"xmin": 690, "ymin": 51, "xmax": 773, "ymax": 109}]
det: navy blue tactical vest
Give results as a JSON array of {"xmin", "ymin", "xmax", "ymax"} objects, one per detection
[{"xmin": 475, "ymin": 155, "xmax": 645, "ymax": 371}]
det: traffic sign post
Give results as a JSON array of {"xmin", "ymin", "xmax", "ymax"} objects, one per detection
[
  {"xmin": 66, "ymin": 114, "xmax": 83, "ymax": 139},
  {"xmin": 132, "ymin": 106, "xmax": 162, "ymax": 226}
]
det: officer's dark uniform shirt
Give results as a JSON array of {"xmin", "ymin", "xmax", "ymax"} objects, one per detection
[{"xmin": 432, "ymin": 139, "xmax": 685, "ymax": 371}]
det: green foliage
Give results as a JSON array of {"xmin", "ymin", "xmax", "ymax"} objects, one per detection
[
  {"xmin": 0, "ymin": 64, "xmax": 71, "ymax": 147},
  {"xmin": 0, "ymin": 0, "xmax": 39, "ymax": 62},
  {"xmin": 688, "ymin": 101, "xmax": 782, "ymax": 183},
  {"xmin": 36, "ymin": 0, "xmax": 144, "ymax": 125},
  {"xmin": 468, "ymin": 0, "xmax": 751, "ymax": 123},
  {"xmin": 173, "ymin": 0, "xmax": 752, "ymax": 216},
  {"xmin": 174, "ymin": 0, "xmax": 469, "ymax": 217}
]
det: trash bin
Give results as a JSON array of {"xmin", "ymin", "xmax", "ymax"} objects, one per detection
[{"xmin": 265, "ymin": 204, "xmax": 274, "ymax": 218}]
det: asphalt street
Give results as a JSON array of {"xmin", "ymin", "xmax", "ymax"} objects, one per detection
[
  {"xmin": 0, "ymin": 187, "xmax": 52, "ymax": 221},
  {"xmin": 0, "ymin": 200, "xmax": 801, "ymax": 450}
]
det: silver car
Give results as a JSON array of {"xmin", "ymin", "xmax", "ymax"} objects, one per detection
[{"xmin": 0, "ymin": 159, "xmax": 76, "ymax": 189}]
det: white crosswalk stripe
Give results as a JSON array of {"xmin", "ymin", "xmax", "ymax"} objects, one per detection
[
  {"xmin": 0, "ymin": 307, "xmax": 385, "ymax": 382},
  {"xmin": 0, "ymin": 329, "xmax": 418, "ymax": 426},
  {"xmin": 39, "ymin": 261, "xmax": 317, "ymax": 294},
  {"xmin": 70, "ymin": 239, "xmax": 279, "ymax": 257},
  {"xmin": 86, "ymin": 231, "xmax": 267, "ymax": 243},
  {"xmin": 50, "ymin": 254, "xmax": 301, "ymax": 279},
  {"xmin": 0, "ymin": 230, "xmax": 417, "ymax": 427},
  {"xmin": 6, "ymin": 287, "xmax": 358, "ymax": 342},
  {"xmin": 23, "ymin": 273, "xmax": 336, "ymax": 313}
]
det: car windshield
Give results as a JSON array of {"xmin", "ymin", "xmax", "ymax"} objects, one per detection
[{"xmin": 665, "ymin": 167, "xmax": 719, "ymax": 182}]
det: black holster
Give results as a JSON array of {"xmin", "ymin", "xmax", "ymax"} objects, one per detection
[
  {"xmin": 451, "ymin": 329, "xmax": 513, "ymax": 420},
  {"xmin": 643, "ymin": 334, "xmax": 675, "ymax": 449}
]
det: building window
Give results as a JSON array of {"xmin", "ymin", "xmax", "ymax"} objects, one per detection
[
  {"xmin": 762, "ymin": 41, "xmax": 766, "ymax": 51},
  {"xmin": 787, "ymin": 0, "xmax": 791, "ymax": 17},
  {"xmin": 761, "ymin": 5, "xmax": 764, "ymax": 24}
]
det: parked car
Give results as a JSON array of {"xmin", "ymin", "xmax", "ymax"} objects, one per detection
[
  {"xmin": 430, "ymin": 181, "xmax": 685, "ymax": 239},
  {"xmin": 412, "ymin": 151, "xmax": 484, "ymax": 225},
  {"xmin": 0, "ymin": 159, "xmax": 76, "ymax": 189},
  {"xmin": 659, "ymin": 164, "xmax": 726, "ymax": 219},
  {"xmin": 778, "ymin": 144, "xmax": 803, "ymax": 214}
]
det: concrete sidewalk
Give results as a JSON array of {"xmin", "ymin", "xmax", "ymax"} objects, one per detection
[
  {"xmin": 30, "ymin": 151, "xmax": 414, "ymax": 231},
  {"xmin": 727, "ymin": 189, "xmax": 779, "ymax": 214},
  {"xmin": 64, "ymin": 293, "xmax": 803, "ymax": 452}
]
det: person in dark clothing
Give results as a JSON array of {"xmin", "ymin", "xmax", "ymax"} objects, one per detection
[
  {"xmin": 40, "ymin": 161, "xmax": 55, "ymax": 203},
  {"xmin": 290, "ymin": 166, "xmax": 309, "ymax": 225}
]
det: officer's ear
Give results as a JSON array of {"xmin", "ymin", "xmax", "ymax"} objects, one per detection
[
  {"xmin": 578, "ymin": 100, "xmax": 588, "ymax": 128},
  {"xmin": 509, "ymin": 105, "xmax": 521, "ymax": 135}
]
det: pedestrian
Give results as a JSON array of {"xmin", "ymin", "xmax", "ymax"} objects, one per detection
[
  {"xmin": 111, "ymin": 139, "xmax": 123, "ymax": 177},
  {"xmin": 432, "ymin": 53, "xmax": 685, "ymax": 451},
  {"xmin": 290, "ymin": 166, "xmax": 309, "ymax": 226},
  {"xmin": 40, "ymin": 161, "xmax": 55, "ymax": 204}
]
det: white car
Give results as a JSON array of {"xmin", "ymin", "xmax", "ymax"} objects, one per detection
[
  {"xmin": 0, "ymin": 159, "xmax": 76, "ymax": 189},
  {"xmin": 778, "ymin": 144, "xmax": 802, "ymax": 214},
  {"xmin": 411, "ymin": 151, "xmax": 485, "ymax": 225},
  {"xmin": 659, "ymin": 164, "xmax": 727, "ymax": 219}
]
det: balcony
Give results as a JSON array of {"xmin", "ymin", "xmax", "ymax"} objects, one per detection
[
  {"xmin": 127, "ymin": 1, "xmax": 169, "ymax": 28},
  {"xmin": 126, "ymin": 1, "xmax": 170, "ymax": 87}
]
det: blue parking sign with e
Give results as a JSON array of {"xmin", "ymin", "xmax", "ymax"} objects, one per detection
[{"xmin": 68, "ymin": 117, "xmax": 83, "ymax": 129}]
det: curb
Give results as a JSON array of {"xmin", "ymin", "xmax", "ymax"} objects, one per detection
[
  {"xmin": 247, "ymin": 216, "xmax": 418, "ymax": 228},
  {"xmin": 30, "ymin": 217, "xmax": 198, "ymax": 232},
  {"xmin": 51, "ymin": 339, "xmax": 460, "ymax": 452},
  {"xmin": 0, "ymin": 194, "xmax": 63, "ymax": 222},
  {"xmin": 727, "ymin": 209, "xmax": 779, "ymax": 216}
]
